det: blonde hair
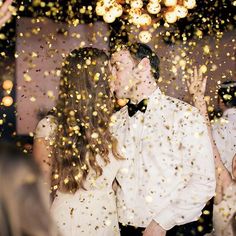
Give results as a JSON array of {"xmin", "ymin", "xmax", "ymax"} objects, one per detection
[{"xmin": 51, "ymin": 47, "xmax": 123, "ymax": 193}]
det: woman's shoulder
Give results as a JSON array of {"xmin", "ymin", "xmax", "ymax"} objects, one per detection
[{"xmin": 34, "ymin": 115, "xmax": 57, "ymax": 139}]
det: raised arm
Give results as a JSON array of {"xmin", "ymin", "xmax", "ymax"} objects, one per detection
[
  {"xmin": 187, "ymin": 67, "xmax": 233, "ymax": 204},
  {"xmin": 0, "ymin": 0, "xmax": 14, "ymax": 29}
]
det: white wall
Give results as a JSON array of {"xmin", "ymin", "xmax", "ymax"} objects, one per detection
[
  {"xmin": 16, "ymin": 17, "xmax": 109, "ymax": 134},
  {"xmin": 16, "ymin": 17, "xmax": 236, "ymax": 134}
]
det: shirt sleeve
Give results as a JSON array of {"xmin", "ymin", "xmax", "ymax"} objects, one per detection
[
  {"xmin": 154, "ymin": 111, "xmax": 216, "ymax": 230},
  {"xmin": 34, "ymin": 116, "xmax": 57, "ymax": 139}
]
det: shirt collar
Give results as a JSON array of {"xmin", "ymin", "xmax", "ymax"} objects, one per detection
[
  {"xmin": 117, "ymin": 87, "xmax": 163, "ymax": 116},
  {"xmin": 145, "ymin": 87, "xmax": 163, "ymax": 110}
]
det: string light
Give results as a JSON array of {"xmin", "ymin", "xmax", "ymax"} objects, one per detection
[
  {"xmin": 110, "ymin": 4, "xmax": 123, "ymax": 17},
  {"xmin": 139, "ymin": 30, "xmax": 152, "ymax": 43},
  {"xmin": 96, "ymin": 0, "xmax": 123, "ymax": 23},
  {"xmin": 164, "ymin": 0, "xmax": 178, "ymax": 7},
  {"xmin": 130, "ymin": 0, "xmax": 143, "ymax": 9},
  {"xmin": 103, "ymin": 0, "xmax": 116, "ymax": 6},
  {"xmin": 103, "ymin": 12, "xmax": 116, "ymax": 23},
  {"xmin": 183, "ymin": 0, "xmax": 196, "ymax": 9},
  {"xmin": 164, "ymin": 10, "xmax": 178, "ymax": 23},
  {"xmin": 95, "ymin": 4, "xmax": 106, "ymax": 16},
  {"xmin": 174, "ymin": 5, "xmax": 188, "ymax": 18},
  {"xmin": 147, "ymin": 2, "xmax": 161, "ymax": 14},
  {"xmin": 138, "ymin": 13, "xmax": 152, "ymax": 26},
  {"xmin": 96, "ymin": 0, "xmax": 193, "ymax": 25},
  {"xmin": 129, "ymin": 8, "xmax": 142, "ymax": 24}
]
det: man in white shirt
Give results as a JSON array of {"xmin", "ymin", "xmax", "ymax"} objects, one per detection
[{"xmin": 110, "ymin": 43, "xmax": 216, "ymax": 236}]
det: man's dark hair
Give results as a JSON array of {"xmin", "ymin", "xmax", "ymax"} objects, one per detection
[
  {"xmin": 232, "ymin": 212, "xmax": 236, "ymax": 236},
  {"xmin": 128, "ymin": 43, "xmax": 160, "ymax": 81},
  {"xmin": 218, "ymin": 80, "xmax": 236, "ymax": 108}
]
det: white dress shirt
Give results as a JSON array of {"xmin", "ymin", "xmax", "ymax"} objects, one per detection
[
  {"xmin": 212, "ymin": 107, "xmax": 236, "ymax": 176},
  {"xmin": 112, "ymin": 88, "xmax": 216, "ymax": 230}
]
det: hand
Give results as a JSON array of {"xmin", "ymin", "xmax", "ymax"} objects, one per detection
[
  {"xmin": 0, "ymin": 0, "xmax": 14, "ymax": 29},
  {"xmin": 186, "ymin": 66, "xmax": 207, "ymax": 100},
  {"xmin": 186, "ymin": 66, "xmax": 208, "ymax": 116},
  {"xmin": 143, "ymin": 220, "xmax": 166, "ymax": 236}
]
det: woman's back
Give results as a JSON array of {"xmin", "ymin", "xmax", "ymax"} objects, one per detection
[
  {"xmin": 35, "ymin": 115, "xmax": 121, "ymax": 236},
  {"xmin": 33, "ymin": 47, "xmax": 123, "ymax": 236}
]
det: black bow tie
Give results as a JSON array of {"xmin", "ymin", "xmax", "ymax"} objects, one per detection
[{"xmin": 127, "ymin": 99, "xmax": 148, "ymax": 117}]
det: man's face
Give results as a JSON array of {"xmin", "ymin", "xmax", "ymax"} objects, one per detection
[{"xmin": 110, "ymin": 50, "xmax": 136, "ymax": 99}]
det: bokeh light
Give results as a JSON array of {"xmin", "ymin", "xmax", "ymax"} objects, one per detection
[
  {"xmin": 2, "ymin": 96, "xmax": 13, "ymax": 107},
  {"xmin": 2, "ymin": 80, "xmax": 13, "ymax": 90}
]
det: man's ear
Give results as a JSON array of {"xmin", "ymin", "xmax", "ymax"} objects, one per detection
[{"xmin": 137, "ymin": 57, "xmax": 151, "ymax": 72}]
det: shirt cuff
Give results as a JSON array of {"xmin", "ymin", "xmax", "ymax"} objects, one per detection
[{"xmin": 154, "ymin": 207, "xmax": 176, "ymax": 230}]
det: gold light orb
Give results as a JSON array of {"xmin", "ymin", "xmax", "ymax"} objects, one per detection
[
  {"xmin": 95, "ymin": 3, "xmax": 106, "ymax": 16},
  {"xmin": 129, "ymin": 8, "xmax": 142, "ymax": 24},
  {"xmin": 139, "ymin": 30, "xmax": 152, "ymax": 43},
  {"xmin": 103, "ymin": 12, "xmax": 116, "ymax": 23},
  {"xmin": 2, "ymin": 80, "xmax": 13, "ymax": 90},
  {"xmin": 149, "ymin": 0, "xmax": 160, "ymax": 3},
  {"xmin": 147, "ymin": 2, "xmax": 161, "ymax": 14},
  {"xmin": 130, "ymin": 0, "xmax": 143, "ymax": 9},
  {"xmin": 164, "ymin": 0, "xmax": 177, "ymax": 7},
  {"xmin": 2, "ymin": 96, "xmax": 13, "ymax": 107},
  {"xmin": 103, "ymin": 0, "xmax": 115, "ymax": 7},
  {"xmin": 138, "ymin": 13, "xmax": 152, "ymax": 26},
  {"xmin": 174, "ymin": 5, "xmax": 188, "ymax": 18},
  {"xmin": 110, "ymin": 4, "xmax": 123, "ymax": 17},
  {"xmin": 183, "ymin": 0, "xmax": 196, "ymax": 9},
  {"xmin": 164, "ymin": 10, "xmax": 177, "ymax": 23},
  {"xmin": 129, "ymin": 8, "xmax": 142, "ymax": 17}
]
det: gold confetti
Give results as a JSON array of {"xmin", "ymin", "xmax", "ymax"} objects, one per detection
[{"xmin": 23, "ymin": 73, "xmax": 32, "ymax": 82}]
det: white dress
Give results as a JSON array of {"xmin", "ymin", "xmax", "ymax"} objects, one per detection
[{"xmin": 34, "ymin": 116, "xmax": 121, "ymax": 236}]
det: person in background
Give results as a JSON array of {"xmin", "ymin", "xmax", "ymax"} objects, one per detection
[
  {"xmin": 187, "ymin": 70, "xmax": 236, "ymax": 236},
  {"xmin": 0, "ymin": 142, "xmax": 57, "ymax": 236},
  {"xmin": 213, "ymin": 81, "xmax": 236, "ymax": 178}
]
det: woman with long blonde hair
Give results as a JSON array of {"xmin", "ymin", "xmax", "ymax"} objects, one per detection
[{"xmin": 33, "ymin": 47, "xmax": 123, "ymax": 236}]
